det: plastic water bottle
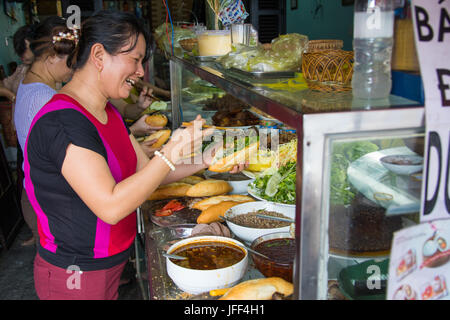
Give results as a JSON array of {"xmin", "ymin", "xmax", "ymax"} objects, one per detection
[{"xmin": 352, "ymin": 0, "xmax": 395, "ymax": 99}]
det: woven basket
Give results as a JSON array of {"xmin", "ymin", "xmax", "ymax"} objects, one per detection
[
  {"xmin": 179, "ymin": 38, "xmax": 198, "ymax": 52},
  {"xmin": 307, "ymin": 39, "xmax": 343, "ymax": 52},
  {"xmin": 302, "ymin": 40, "xmax": 353, "ymax": 92}
]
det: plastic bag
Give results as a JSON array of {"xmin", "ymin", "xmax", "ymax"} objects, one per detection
[
  {"xmin": 219, "ymin": 0, "xmax": 249, "ymax": 26},
  {"xmin": 154, "ymin": 23, "xmax": 196, "ymax": 57},
  {"xmin": 218, "ymin": 33, "xmax": 309, "ymax": 72}
]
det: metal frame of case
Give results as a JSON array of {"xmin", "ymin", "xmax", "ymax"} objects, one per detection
[{"xmin": 166, "ymin": 56, "xmax": 424, "ymax": 299}]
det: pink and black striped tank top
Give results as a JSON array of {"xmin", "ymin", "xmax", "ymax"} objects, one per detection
[{"xmin": 24, "ymin": 94, "xmax": 137, "ymax": 271}]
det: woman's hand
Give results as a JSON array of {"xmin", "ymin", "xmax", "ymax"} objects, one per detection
[
  {"xmin": 137, "ymin": 86, "xmax": 153, "ymax": 110},
  {"xmin": 139, "ymin": 139, "xmax": 160, "ymax": 158},
  {"xmin": 201, "ymin": 139, "xmax": 248, "ymax": 173},
  {"xmin": 130, "ymin": 114, "xmax": 163, "ymax": 137},
  {"xmin": 162, "ymin": 115, "xmax": 213, "ymax": 164}
]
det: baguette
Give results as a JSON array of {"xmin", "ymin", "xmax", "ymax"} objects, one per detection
[
  {"xmin": 197, "ymin": 201, "xmax": 241, "ymax": 224},
  {"xmin": 219, "ymin": 277, "xmax": 293, "ymax": 300},
  {"xmin": 144, "ymin": 129, "xmax": 171, "ymax": 148},
  {"xmin": 209, "ymin": 141, "xmax": 259, "ymax": 173},
  {"xmin": 148, "ymin": 182, "xmax": 192, "ymax": 200},
  {"xmin": 145, "ymin": 114, "xmax": 168, "ymax": 127},
  {"xmin": 192, "ymin": 195, "xmax": 254, "ymax": 211},
  {"xmin": 185, "ymin": 179, "xmax": 232, "ymax": 197}
]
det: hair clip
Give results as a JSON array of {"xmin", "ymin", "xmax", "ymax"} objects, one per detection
[{"xmin": 52, "ymin": 27, "xmax": 79, "ymax": 45}]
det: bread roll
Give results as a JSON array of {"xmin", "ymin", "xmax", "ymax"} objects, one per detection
[
  {"xmin": 148, "ymin": 182, "xmax": 192, "ymax": 200},
  {"xmin": 145, "ymin": 114, "xmax": 168, "ymax": 127},
  {"xmin": 209, "ymin": 141, "xmax": 259, "ymax": 173},
  {"xmin": 197, "ymin": 201, "xmax": 240, "ymax": 224},
  {"xmin": 219, "ymin": 277, "xmax": 293, "ymax": 300},
  {"xmin": 144, "ymin": 129, "xmax": 171, "ymax": 148},
  {"xmin": 192, "ymin": 195, "xmax": 254, "ymax": 211},
  {"xmin": 185, "ymin": 179, "xmax": 232, "ymax": 197}
]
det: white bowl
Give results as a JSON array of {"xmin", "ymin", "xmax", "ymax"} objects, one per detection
[
  {"xmin": 224, "ymin": 201, "xmax": 295, "ymax": 244},
  {"xmin": 204, "ymin": 170, "xmax": 254, "ymax": 194},
  {"xmin": 380, "ymin": 154, "xmax": 423, "ymax": 175},
  {"xmin": 166, "ymin": 236, "xmax": 248, "ymax": 294}
]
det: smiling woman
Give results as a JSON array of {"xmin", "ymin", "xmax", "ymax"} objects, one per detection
[{"xmin": 24, "ymin": 10, "xmax": 217, "ymax": 300}]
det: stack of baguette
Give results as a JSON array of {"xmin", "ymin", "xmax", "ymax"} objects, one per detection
[
  {"xmin": 148, "ymin": 177, "xmax": 233, "ymax": 201},
  {"xmin": 193, "ymin": 195, "xmax": 254, "ymax": 224}
]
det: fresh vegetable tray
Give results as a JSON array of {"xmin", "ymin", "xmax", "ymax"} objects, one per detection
[{"xmin": 247, "ymin": 161, "xmax": 297, "ymax": 206}]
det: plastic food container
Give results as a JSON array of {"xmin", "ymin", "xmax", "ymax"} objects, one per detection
[
  {"xmin": 250, "ymin": 232, "xmax": 295, "ymax": 282},
  {"xmin": 197, "ymin": 30, "xmax": 232, "ymax": 56}
]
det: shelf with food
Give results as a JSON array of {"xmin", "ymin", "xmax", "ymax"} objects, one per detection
[{"xmin": 142, "ymin": 134, "xmax": 297, "ymax": 299}]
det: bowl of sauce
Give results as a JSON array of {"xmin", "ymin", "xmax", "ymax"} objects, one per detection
[
  {"xmin": 250, "ymin": 232, "xmax": 295, "ymax": 282},
  {"xmin": 380, "ymin": 154, "xmax": 423, "ymax": 175},
  {"xmin": 166, "ymin": 236, "xmax": 248, "ymax": 294}
]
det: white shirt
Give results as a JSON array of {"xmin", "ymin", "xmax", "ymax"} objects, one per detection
[{"xmin": 14, "ymin": 81, "xmax": 56, "ymax": 152}]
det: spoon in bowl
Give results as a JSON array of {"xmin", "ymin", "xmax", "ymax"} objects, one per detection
[{"xmin": 162, "ymin": 252, "xmax": 187, "ymax": 260}]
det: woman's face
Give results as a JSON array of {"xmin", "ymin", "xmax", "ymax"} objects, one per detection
[
  {"xmin": 102, "ymin": 33, "xmax": 146, "ymax": 99},
  {"xmin": 21, "ymin": 39, "xmax": 34, "ymax": 65}
]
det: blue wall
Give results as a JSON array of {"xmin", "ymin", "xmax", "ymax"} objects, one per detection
[
  {"xmin": 286, "ymin": 0, "xmax": 354, "ymax": 51},
  {"xmin": 0, "ymin": 1, "xmax": 26, "ymax": 74}
]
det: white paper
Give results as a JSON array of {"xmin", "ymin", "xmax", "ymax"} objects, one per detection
[
  {"xmin": 387, "ymin": 219, "xmax": 450, "ymax": 300},
  {"xmin": 411, "ymin": 0, "xmax": 450, "ymax": 222}
]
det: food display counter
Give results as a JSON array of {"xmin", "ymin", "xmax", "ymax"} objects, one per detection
[{"xmin": 143, "ymin": 54, "xmax": 424, "ymax": 300}]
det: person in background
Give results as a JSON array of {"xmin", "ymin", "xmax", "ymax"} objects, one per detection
[
  {"xmin": 0, "ymin": 24, "xmax": 35, "ymax": 106},
  {"xmin": 25, "ymin": 10, "xmax": 244, "ymax": 300},
  {"xmin": 14, "ymin": 16, "xmax": 76, "ymax": 247}
]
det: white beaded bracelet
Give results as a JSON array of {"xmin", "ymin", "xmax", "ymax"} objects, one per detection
[{"xmin": 154, "ymin": 151, "xmax": 176, "ymax": 171}]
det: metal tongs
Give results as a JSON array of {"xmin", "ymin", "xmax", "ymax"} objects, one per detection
[{"xmin": 255, "ymin": 214, "xmax": 295, "ymax": 224}]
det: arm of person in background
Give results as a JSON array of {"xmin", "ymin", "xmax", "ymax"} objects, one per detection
[
  {"xmin": 129, "ymin": 113, "xmax": 163, "ymax": 137},
  {"xmin": 0, "ymin": 85, "xmax": 17, "ymax": 131},
  {"xmin": 0, "ymin": 85, "xmax": 16, "ymax": 102},
  {"xmin": 110, "ymin": 86, "xmax": 153, "ymax": 120}
]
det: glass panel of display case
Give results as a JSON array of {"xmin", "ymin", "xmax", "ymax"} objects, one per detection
[
  {"xmin": 326, "ymin": 134, "xmax": 424, "ymax": 300},
  {"xmin": 179, "ymin": 67, "xmax": 225, "ymax": 124}
]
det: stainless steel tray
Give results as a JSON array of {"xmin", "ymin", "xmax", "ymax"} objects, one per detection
[
  {"xmin": 193, "ymin": 55, "xmax": 222, "ymax": 62},
  {"xmin": 228, "ymin": 67, "xmax": 298, "ymax": 79}
]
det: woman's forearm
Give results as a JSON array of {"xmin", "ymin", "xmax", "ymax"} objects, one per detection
[
  {"xmin": 0, "ymin": 87, "xmax": 15, "ymax": 101},
  {"xmin": 124, "ymin": 102, "xmax": 144, "ymax": 120},
  {"xmin": 161, "ymin": 162, "xmax": 208, "ymax": 185}
]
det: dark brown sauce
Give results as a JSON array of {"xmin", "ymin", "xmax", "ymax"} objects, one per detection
[
  {"xmin": 254, "ymin": 238, "xmax": 295, "ymax": 264},
  {"xmin": 209, "ymin": 172, "xmax": 249, "ymax": 181},
  {"xmin": 252, "ymin": 238, "xmax": 295, "ymax": 282},
  {"xmin": 171, "ymin": 241, "xmax": 245, "ymax": 270}
]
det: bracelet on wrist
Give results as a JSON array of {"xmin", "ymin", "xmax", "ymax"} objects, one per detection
[{"xmin": 154, "ymin": 150, "xmax": 176, "ymax": 171}]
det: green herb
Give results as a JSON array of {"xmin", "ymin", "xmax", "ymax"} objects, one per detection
[
  {"xmin": 252, "ymin": 161, "xmax": 296, "ymax": 204},
  {"xmin": 330, "ymin": 141, "xmax": 379, "ymax": 206}
]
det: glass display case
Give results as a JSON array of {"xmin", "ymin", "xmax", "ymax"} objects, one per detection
[{"xmin": 144, "ymin": 55, "xmax": 424, "ymax": 300}]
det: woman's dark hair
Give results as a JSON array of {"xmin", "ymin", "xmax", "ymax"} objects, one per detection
[
  {"xmin": 29, "ymin": 16, "xmax": 77, "ymax": 60},
  {"xmin": 70, "ymin": 10, "xmax": 151, "ymax": 70},
  {"xmin": 13, "ymin": 24, "xmax": 34, "ymax": 57}
]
